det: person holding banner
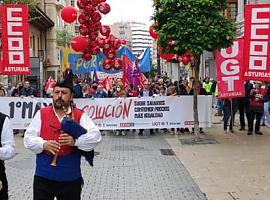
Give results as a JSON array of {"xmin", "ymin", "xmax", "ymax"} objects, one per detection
[
  {"xmin": 24, "ymin": 71, "xmax": 102, "ymax": 200},
  {"xmin": 247, "ymin": 82, "xmax": 268, "ymax": 135},
  {"xmin": 0, "ymin": 112, "xmax": 16, "ymax": 200},
  {"xmin": 223, "ymin": 99, "xmax": 238, "ymax": 133},
  {"xmin": 238, "ymin": 80, "xmax": 253, "ymax": 131}
]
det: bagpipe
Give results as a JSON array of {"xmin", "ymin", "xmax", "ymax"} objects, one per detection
[{"xmin": 50, "ymin": 106, "xmax": 94, "ymax": 167}]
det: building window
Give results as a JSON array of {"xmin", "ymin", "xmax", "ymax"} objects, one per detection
[
  {"xmin": 71, "ymin": 0, "xmax": 75, "ymax": 7},
  {"xmin": 227, "ymin": 2, "xmax": 237, "ymax": 20}
]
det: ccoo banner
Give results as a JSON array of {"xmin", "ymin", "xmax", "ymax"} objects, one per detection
[
  {"xmin": 0, "ymin": 96, "xmax": 212, "ymax": 130},
  {"xmin": 1, "ymin": 4, "xmax": 30, "ymax": 75},
  {"xmin": 215, "ymin": 38, "xmax": 245, "ymax": 99},
  {"xmin": 243, "ymin": 4, "xmax": 270, "ymax": 81}
]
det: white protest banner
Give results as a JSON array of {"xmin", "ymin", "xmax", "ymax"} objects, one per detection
[{"xmin": 0, "ymin": 96, "xmax": 212, "ymax": 130}]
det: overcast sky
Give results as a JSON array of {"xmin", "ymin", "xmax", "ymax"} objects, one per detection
[{"xmin": 101, "ymin": 0, "xmax": 154, "ymax": 25}]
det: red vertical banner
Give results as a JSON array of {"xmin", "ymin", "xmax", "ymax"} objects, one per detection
[
  {"xmin": 215, "ymin": 38, "xmax": 245, "ymax": 99},
  {"xmin": 1, "ymin": 4, "xmax": 30, "ymax": 75},
  {"xmin": 243, "ymin": 4, "xmax": 270, "ymax": 81}
]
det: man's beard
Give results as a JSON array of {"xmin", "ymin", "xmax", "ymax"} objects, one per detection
[{"xmin": 53, "ymin": 98, "xmax": 69, "ymax": 109}]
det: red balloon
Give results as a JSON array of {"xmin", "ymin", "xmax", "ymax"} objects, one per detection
[
  {"xmin": 99, "ymin": 0, "xmax": 106, "ymax": 2},
  {"xmin": 160, "ymin": 53, "xmax": 175, "ymax": 60},
  {"xmin": 71, "ymin": 36, "xmax": 87, "ymax": 52},
  {"xmin": 77, "ymin": 0, "xmax": 87, "ymax": 9},
  {"xmin": 103, "ymin": 59, "xmax": 113, "ymax": 70},
  {"xmin": 89, "ymin": 32, "xmax": 99, "ymax": 40},
  {"xmin": 94, "ymin": 22, "xmax": 102, "ymax": 31},
  {"xmin": 61, "ymin": 6, "xmax": 77, "ymax": 23},
  {"xmin": 107, "ymin": 49, "xmax": 116, "ymax": 59},
  {"xmin": 182, "ymin": 55, "xmax": 190, "ymax": 65},
  {"xmin": 177, "ymin": 55, "xmax": 182, "ymax": 62},
  {"xmin": 91, "ymin": 12, "xmax": 102, "ymax": 22},
  {"xmin": 149, "ymin": 24, "xmax": 158, "ymax": 39},
  {"xmin": 113, "ymin": 39, "xmax": 121, "ymax": 50},
  {"xmin": 97, "ymin": 38, "xmax": 105, "ymax": 48},
  {"xmin": 97, "ymin": 2, "xmax": 111, "ymax": 14},
  {"xmin": 79, "ymin": 24, "xmax": 89, "ymax": 36},
  {"xmin": 121, "ymin": 40, "xmax": 127, "ymax": 45},
  {"xmin": 100, "ymin": 25, "xmax": 111, "ymax": 37},
  {"xmin": 84, "ymin": 5, "xmax": 95, "ymax": 14},
  {"xmin": 82, "ymin": 52, "xmax": 92, "ymax": 61},
  {"xmin": 91, "ymin": 0, "xmax": 99, "ymax": 7},
  {"xmin": 114, "ymin": 58, "xmax": 122, "ymax": 70},
  {"xmin": 103, "ymin": 38, "xmax": 112, "ymax": 49},
  {"xmin": 158, "ymin": 46, "xmax": 175, "ymax": 60},
  {"xmin": 92, "ymin": 47, "xmax": 100, "ymax": 55}
]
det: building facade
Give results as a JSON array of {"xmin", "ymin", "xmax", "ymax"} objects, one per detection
[{"xmin": 110, "ymin": 21, "xmax": 153, "ymax": 57}]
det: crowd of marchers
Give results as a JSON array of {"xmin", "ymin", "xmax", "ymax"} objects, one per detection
[{"xmin": 0, "ymin": 76, "xmax": 269, "ymax": 136}]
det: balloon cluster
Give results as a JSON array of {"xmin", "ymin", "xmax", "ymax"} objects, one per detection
[
  {"xmin": 149, "ymin": 23, "xmax": 193, "ymax": 66},
  {"xmin": 60, "ymin": 0, "xmax": 126, "ymax": 71}
]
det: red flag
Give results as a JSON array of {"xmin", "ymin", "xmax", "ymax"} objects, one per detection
[
  {"xmin": 215, "ymin": 38, "xmax": 245, "ymax": 99},
  {"xmin": 45, "ymin": 76, "xmax": 56, "ymax": 94},
  {"xmin": 243, "ymin": 4, "xmax": 270, "ymax": 81},
  {"xmin": 1, "ymin": 4, "xmax": 30, "ymax": 75},
  {"xmin": 122, "ymin": 55, "xmax": 132, "ymax": 87}
]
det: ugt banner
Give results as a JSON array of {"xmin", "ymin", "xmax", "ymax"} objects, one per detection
[
  {"xmin": 0, "ymin": 4, "xmax": 30, "ymax": 75},
  {"xmin": 215, "ymin": 38, "xmax": 245, "ymax": 99},
  {"xmin": 243, "ymin": 4, "xmax": 270, "ymax": 81}
]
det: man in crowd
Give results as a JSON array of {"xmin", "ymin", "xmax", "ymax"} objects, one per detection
[
  {"xmin": 20, "ymin": 81, "xmax": 37, "ymax": 97},
  {"xmin": 24, "ymin": 71, "xmax": 102, "ymax": 200},
  {"xmin": 0, "ymin": 112, "xmax": 16, "ymax": 200},
  {"xmin": 248, "ymin": 82, "xmax": 267, "ymax": 135},
  {"xmin": 238, "ymin": 80, "xmax": 253, "ymax": 131},
  {"xmin": 138, "ymin": 81, "xmax": 154, "ymax": 135}
]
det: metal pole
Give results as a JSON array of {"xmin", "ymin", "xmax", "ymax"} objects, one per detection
[
  {"xmin": 230, "ymin": 98, "xmax": 234, "ymax": 131},
  {"xmin": 39, "ymin": 57, "xmax": 43, "ymax": 97}
]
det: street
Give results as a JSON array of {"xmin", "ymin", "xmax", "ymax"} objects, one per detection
[{"xmin": 6, "ymin": 131, "xmax": 206, "ymax": 200}]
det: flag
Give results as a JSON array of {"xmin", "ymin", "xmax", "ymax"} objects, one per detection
[
  {"xmin": 122, "ymin": 55, "xmax": 144, "ymax": 88},
  {"xmin": 138, "ymin": 47, "xmax": 151, "ymax": 72},
  {"xmin": 45, "ymin": 76, "xmax": 56, "ymax": 94}
]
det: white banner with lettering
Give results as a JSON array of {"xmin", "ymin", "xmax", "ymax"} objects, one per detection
[{"xmin": 0, "ymin": 96, "xmax": 212, "ymax": 130}]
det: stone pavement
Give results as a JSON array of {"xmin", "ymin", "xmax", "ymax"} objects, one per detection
[
  {"xmin": 166, "ymin": 117, "xmax": 270, "ymax": 200},
  {"xmin": 6, "ymin": 131, "xmax": 206, "ymax": 200}
]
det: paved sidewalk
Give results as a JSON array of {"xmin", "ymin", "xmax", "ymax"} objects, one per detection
[
  {"xmin": 166, "ymin": 120, "xmax": 270, "ymax": 200},
  {"xmin": 6, "ymin": 131, "xmax": 206, "ymax": 200}
]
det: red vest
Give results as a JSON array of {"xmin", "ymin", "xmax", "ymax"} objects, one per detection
[{"xmin": 40, "ymin": 106, "xmax": 83, "ymax": 156}]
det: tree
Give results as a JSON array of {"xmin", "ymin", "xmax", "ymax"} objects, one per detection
[
  {"xmin": 56, "ymin": 29, "xmax": 73, "ymax": 48},
  {"xmin": 153, "ymin": 0, "xmax": 236, "ymax": 139}
]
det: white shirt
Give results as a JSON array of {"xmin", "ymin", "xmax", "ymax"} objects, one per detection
[
  {"xmin": 0, "ymin": 117, "xmax": 16, "ymax": 160},
  {"xmin": 24, "ymin": 107, "xmax": 102, "ymax": 154}
]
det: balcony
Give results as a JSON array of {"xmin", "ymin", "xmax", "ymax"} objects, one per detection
[{"xmin": 30, "ymin": 6, "xmax": 55, "ymax": 31}]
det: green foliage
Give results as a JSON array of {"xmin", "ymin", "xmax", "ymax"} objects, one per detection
[
  {"xmin": 144, "ymin": 67, "xmax": 158, "ymax": 78},
  {"xmin": 2, "ymin": 0, "xmax": 38, "ymax": 21},
  {"xmin": 56, "ymin": 29, "xmax": 73, "ymax": 48},
  {"xmin": 153, "ymin": 0, "xmax": 236, "ymax": 56}
]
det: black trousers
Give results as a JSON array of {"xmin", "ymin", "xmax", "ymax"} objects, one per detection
[
  {"xmin": 238, "ymin": 100, "xmax": 250, "ymax": 128},
  {"xmin": 0, "ymin": 161, "xmax": 8, "ymax": 200},
  {"xmin": 248, "ymin": 111, "xmax": 263, "ymax": 132},
  {"xmin": 33, "ymin": 176, "xmax": 82, "ymax": 200},
  {"xmin": 223, "ymin": 104, "xmax": 237, "ymax": 130}
]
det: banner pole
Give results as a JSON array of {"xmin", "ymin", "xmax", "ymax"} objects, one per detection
[{"xmin": 230, "ymin": 98, "xmax": 233, "ymax": 131}]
